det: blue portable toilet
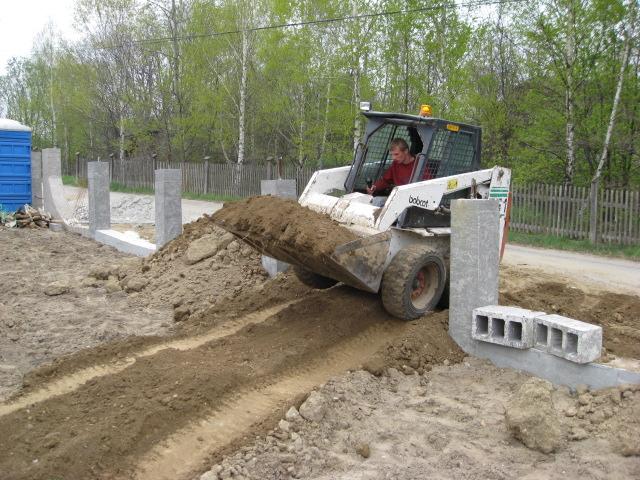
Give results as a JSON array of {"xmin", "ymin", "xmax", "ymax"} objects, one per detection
[{"xmin": 0, "ymin": 119, "xmax": 32, "ymax": 212}]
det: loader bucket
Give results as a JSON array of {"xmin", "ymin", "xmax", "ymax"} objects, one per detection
[
  {"xmin": 211, "ymin": 196, "xmax": 397, "ymax": 293},
  {"xmin": 215, "ymin": 221, "xmax": 392, "ymax": 293}
]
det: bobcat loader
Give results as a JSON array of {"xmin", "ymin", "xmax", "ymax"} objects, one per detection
[{"xmin": 220, "ymin": 106, "xmax": 511, "ymax": 319}]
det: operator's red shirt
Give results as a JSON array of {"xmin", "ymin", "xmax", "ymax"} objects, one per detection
[{"xmin": 373, "ymin": 159, "xmax": 433, "ymax": 192}]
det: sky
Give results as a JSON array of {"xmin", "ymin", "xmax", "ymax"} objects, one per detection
[{"xmin": 0, "ymin": 0, "xmax": 79, "ymax": 75}]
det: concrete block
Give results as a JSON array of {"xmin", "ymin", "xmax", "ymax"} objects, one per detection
[
  {"xmin": 472, "ymin": 305, "xmax": 544, "ymax": 349},
  {"xmin": 260, "ymin": 179, "xmax": 297, "ymax": 277},
  {"xmin": 88, "ymin": 161, "xmax": 110, "ymax": 234},
  {"xmin": 155, "ymin": 169, "xmax": 182, "ymax": 248},
  {"xmin": 534, "ymin": 314, "xmax": 602, "ymax": 364}
]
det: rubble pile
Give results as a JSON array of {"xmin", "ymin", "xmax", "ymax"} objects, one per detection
[{"xmin": 0, "ymin": 205, "xmax": 53, "ymax": 228}]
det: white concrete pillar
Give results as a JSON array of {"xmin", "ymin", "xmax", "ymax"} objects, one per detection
[
  {"xmin": 155, "ymin": 169, "xmax": 182, "ymax": 248},
  {"xmin": 88, "ymin": 161, "xmax": 110, "ymax": 234}
]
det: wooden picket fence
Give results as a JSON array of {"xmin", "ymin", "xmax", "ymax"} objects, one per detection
[
  {"xmin": 511, "ymin": 183, "xmax": 640, "ymax": 245},
  {"xmin": 66, "ymin": 158, "xmax": 640, "ymax": 245},
  {"xmin": 70, "ymin": 156, "xmax": 316, "ymax": 198}
]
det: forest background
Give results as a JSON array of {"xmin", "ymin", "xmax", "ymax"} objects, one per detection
[{"xmin": 0, "ymin": 0, "xmax": 638, "ymax": 188}]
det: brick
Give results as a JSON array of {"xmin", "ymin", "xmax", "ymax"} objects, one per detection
[
  {"xmin": 534, "ymin": 314, "xmax": 602, "ymax": 364},
  {"xmin": 472, "ymin": 306, "xmax": 543, "ymax": 349}
]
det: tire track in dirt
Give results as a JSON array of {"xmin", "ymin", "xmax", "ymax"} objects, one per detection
[
  {"xmin": 133, "ymin": 322, "xmax": 396, "ymax": 480},
  {"xmin": 0, "ymin": 301, "xmax": 297, "ymax": 418}
]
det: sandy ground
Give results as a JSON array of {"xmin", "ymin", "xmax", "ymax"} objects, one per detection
[
  {"xmin": 0, "ymin": 213, "xmax": 638, "ymax": 480},
  {"xmin": 0, "ymin": 227, "xmax": 172, "ymax": 401}
]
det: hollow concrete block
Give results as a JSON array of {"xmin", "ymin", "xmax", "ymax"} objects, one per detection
[
  {"xmin": 534, "ymin": 314, "xmax": 602, "ymax": 364},
  {"xmin": 473, "ymin": 305, "xmax": 544, "ymax": 349}
]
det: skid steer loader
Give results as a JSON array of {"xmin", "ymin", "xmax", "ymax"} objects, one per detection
[{"xmin": 221, "ymin": 106, "xmax": 511, "ymax": 319}]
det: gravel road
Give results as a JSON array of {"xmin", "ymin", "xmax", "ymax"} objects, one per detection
[{"xmin": 63, "ymin": 186, "xmax": 223, "ymax": 224}]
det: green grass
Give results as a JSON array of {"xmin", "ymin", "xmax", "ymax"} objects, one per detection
[
  {"xmin": 508, "ymin": 230, "xmax": 640, "ymax": 260},
  {"xmin": 62, "ymin": 176, "xmax": 240, "ymax": 202}
]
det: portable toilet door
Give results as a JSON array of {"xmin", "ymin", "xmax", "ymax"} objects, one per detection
[{"xmin": 0, "ymin": 119, "xmax": 32, "ymax": 213}]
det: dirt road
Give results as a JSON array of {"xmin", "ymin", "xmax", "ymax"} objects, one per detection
[{"xmin": 503, "ymin": 243, "xmax": 639, "ymax": 295}]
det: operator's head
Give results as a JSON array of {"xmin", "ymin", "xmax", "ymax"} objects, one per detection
[{"xmin": 389, "ymin": 138, "xmax": 413, "ymax": 165}]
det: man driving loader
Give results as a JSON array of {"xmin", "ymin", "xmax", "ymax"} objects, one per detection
[{"xmin": 366, "ymin": 138, "xmax": 433, "ymax": 207}]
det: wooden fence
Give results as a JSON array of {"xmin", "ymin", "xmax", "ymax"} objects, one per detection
[
  {"xmin": 511, "ymin": 183, "xmax": 640, "ymax": 245},
  {"xmin": 65, "ymin": 158, "xmax": 640, "ymax": 245},
  {"xmin": 68, "ymin": 157, "xmax": 316, "ymax": 198}
]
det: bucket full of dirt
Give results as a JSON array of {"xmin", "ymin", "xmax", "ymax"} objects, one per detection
[{"xmin": 211, "ymin": 196, "xmax": 390, "ymax": 291}]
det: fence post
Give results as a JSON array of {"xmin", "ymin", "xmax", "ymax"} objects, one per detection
[
  {"xmin": 75, "ymin": 152, "xmax": 80, "ymax": 179},
  {"xmin": 589, "ymin": 180, "xmax": 599, "ymax": 244},
  {"xmin": 266, "ymin": 157, "xmax": 273, "ymax": 180},
  {"xmin": 204, "ymin": 156, "xmax": 210, "ymax": 194},
  {"xmin": 109, "ymin": 153, "xmax": 115, "ymax": 184}
]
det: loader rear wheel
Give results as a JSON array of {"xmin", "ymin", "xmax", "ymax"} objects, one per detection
[
  {"xmin": 381, "ymin": 246, "xmax": 447, "ymax": 320},
  {"xmin": 293, "ymin": 266, "xmax": 338, "ymax": 289}
]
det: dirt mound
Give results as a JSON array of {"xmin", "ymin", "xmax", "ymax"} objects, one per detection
[
  {"xmin": 82, "ymin": 215, "xmax": 270, "ymax": 323},
  {"xmin": 500, "ymin": 272, "xmax": 640, "ymax": 359},
  {"xmin": 212, "ymin": 196, "xmax": 358, "ymax": 280},
  {"xmin": 362, "ymin": 310, "xmax": 464, "ymax": 376}
]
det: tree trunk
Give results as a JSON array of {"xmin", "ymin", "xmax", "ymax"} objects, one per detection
[
  {"xmin": 563, "ymin": 1, "xmax": 577, "ymax": 185},
  {"xmin": 238, "ymin": 29, "xmax": 248, "ymax": 166},
  {"xmin": 592, "ymin": 1, "xmax": 636, "ymax": 185}
]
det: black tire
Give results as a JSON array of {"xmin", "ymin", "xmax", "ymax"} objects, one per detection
[
  {"xmin": 293, "ymin": 266, "xmax": 338, "ymax": 289},
  {"xmin": 381, "ymin": 246, "xmax": 447, "ymax": 320}
]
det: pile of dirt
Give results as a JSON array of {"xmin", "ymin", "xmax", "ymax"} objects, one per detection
[
  {"xmin": 199, "ymin": 359, "xmax": 640, "ymax": 480},
  {"xmin": 212, "ymin": 196, "xmax": 358, "ymax": 280},
  {"xmin": 82, "ymin": 215, "xmax": 270, "ymax": 323},
  {"xmin": 500, "ymin": 267, "xmax": 640, "ymax": 359}
]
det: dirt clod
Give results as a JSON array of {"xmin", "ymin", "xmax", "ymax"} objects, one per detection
[
  {"xmin": 43, "ymin": 281, "xmax": 70, "ymax": 296},
  {"xmin": 505, "ymin": 378, "xmax": 563, "ymax": 453}
]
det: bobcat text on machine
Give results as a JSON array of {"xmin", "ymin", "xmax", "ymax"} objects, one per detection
[{"xmin": 244, "ymin": 104, "xmax": 511, "ymax": 320}]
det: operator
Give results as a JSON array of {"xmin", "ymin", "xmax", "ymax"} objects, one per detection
[{"xmin": 367, "ymin": 138, "xmax": 429, "ymax": 207}]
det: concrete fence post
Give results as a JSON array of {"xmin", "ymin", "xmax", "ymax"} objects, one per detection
[
  {"xmin": 88, "ymin": 161, "xmax": 110, "ymax": 234},
  {"xmin": 260, "ymin": 178, "xmax": 297, "ymax": 277},
  {"xmin": 155, "ymin": 169, "xmax": 182, "ymax": 248},
  {"xmin": 31, "ymin": 151, "xmax": 43, "ymax": 210},
  {"xmin": 449, "ymin": 199, "xmax": 501, "ymax": 351}
]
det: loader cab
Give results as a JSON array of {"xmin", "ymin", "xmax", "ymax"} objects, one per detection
[{"xmin": 345, "ymin": 112, "xmax": 482, "ymax": 196}]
